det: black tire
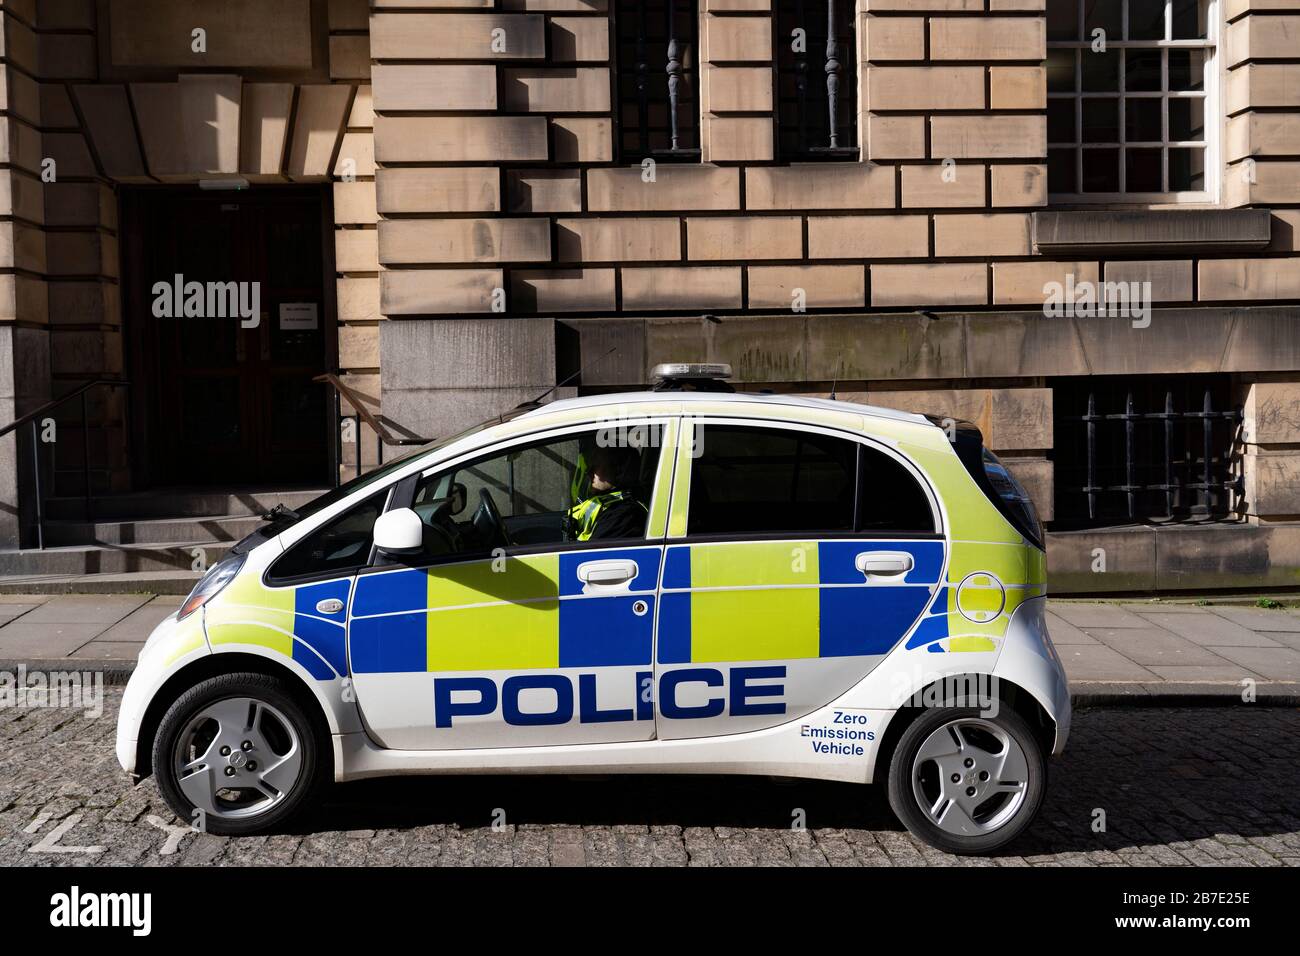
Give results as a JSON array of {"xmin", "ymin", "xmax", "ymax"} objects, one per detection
[
  {"xmin": 886, "ymin": 705, "xmax": 1046, "ymax": 855},
  {"xmin": 152, "ymin": 672, "xmax": 328, "ymax": 837}
]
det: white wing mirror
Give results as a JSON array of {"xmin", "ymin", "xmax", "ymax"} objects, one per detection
[{"xmin": 373, "ymin": 507, "xmax": 423, "ymax": 557}]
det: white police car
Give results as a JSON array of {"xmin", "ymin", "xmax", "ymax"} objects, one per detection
[{"xmin": 116, "ymin": 364, "xmax": 1069, "ymax": 854}]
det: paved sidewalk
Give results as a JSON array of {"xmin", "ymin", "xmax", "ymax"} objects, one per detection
[
  {"xmin": 0, "ymin": 594, "xmax": 181, "ymax": 668},
  {"xmin": 1, "ymin": 593, "xmax": 1298, "ymax": 701},
  {"xmin": 1044, "ymin": 601, "xmax": 1300, "ymax": 701}
]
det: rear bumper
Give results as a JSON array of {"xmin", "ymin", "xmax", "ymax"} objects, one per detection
[{"xmin": 994, "ymin": 596, "xmax": 1071, "ymax": 755}]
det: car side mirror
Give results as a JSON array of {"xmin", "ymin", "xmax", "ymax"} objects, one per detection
[{"xmin": 373, "ymin": 507, "xmax": 423, "ymax": 557}]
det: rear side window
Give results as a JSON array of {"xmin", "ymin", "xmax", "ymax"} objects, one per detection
[
  {"xmin": 688, "ymin": 425, "xmax": 855, "ymax": 534},
  {"xmin": 686, "ymin": 424, "xmax": 934, "ymax": 536},
  {"xmin": 269, "ymin": 489, "xmax": 389, "ymax": 582}
]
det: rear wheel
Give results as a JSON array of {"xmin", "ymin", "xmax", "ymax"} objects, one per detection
[
  {"xmin": 152, "ymin": 672, "xmax": 327, "ymax": 836},
  {"xmin": 887, "ymin": 705, "xmax": 1045, "ymax": 855}
]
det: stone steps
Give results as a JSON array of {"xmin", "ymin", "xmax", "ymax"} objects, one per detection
[
  {"xmin": 41, "ymin": 514, "xmax": 266, "ymax": 547},
  {"xmin": 0, "ymin": 540, "xmax": 236, "ymax": 577},
  {"xmin": 42, "ymin": 487, "xmax": 326, "ymax": 521},
  {"xmin": 3, "ymin": 486, "xmax": 329, "ymax": 587},
  {"xmin": 0, "ymin": 570, "xmax": 203, "ymax": 595}
]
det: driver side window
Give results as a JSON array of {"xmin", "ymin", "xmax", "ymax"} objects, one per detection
[
  {"xmin": 456, "ymin": 436, "xmax": 580, "ymax": 519},
  {"xmin": 406, "ymin": 427, "xmax": 662, "ymax": 561}
]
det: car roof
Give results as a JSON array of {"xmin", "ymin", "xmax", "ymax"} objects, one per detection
[{"xmin": 511, "ymin": 389, "xmax": 934, "ymax": 426}]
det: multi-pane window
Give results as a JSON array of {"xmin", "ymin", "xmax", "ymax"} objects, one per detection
[
  {"xmin": 776, "ymin": 0, "xmax": 859, "ymax": 159},
  {"xmin": 615, "ymin": 0, "xmax": 700, "ymax": 162},
  {"xmin": 1047, "ymin": 0, "xmax": 1215, "ymax": 199}
]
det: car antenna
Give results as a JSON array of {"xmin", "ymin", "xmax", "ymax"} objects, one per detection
[
  {"xmin": 829, "ymin": 378, "xmax": 838, "ymax": 401},
  {"xmin": 515, "ymin": 347, "xmax": 618, "ymax": 410}
]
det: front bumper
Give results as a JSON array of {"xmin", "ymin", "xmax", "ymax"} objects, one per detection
[{"xmin": 114, "ymin": 608, "xmax": 210, "ymax": 776}]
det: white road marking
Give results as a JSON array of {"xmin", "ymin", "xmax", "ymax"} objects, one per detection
[
  {"xmin": 27, "ymin": 812, "xmax": 106, "ymax": 854},
  {"xmin": 146, "ymin": 814, "xmax": 193, "ymax": 856}
]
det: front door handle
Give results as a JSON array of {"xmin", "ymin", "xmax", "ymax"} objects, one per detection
[
  {"xmin": 576, "ymin": 559, "xmax": 638, "ymax": 590},
  {"xmin": 855, "ymin": 551, "xmax": 914, "ymax": 579}
]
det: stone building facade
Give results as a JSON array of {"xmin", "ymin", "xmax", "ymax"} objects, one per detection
[{"xmin": 0, "ymin": 0, "xmax": 1298, "ymax": 592}]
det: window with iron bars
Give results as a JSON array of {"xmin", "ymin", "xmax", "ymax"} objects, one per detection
[
  {"xmin": 1051, "ymin": 375, "xmax": 1242, "ymax": 530},
  {"xmin": 614, "ymin": 0, "xmax": 701, "ymax": 163},
  {"xmin": 776, "ymin": 0, "xmax": 859, "ymax": 160}
]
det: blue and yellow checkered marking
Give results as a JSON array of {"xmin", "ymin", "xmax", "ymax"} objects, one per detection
[
  {"xmin": 349, "ymin": 547, "xmax": 662, "ymax": 674},
  {"xmin": 206, "ymin": 574, "xmax": 350, "ymax": 680},
  {"xmin": 216, "ymin": 536, "xmax": 961, "ymax": 678},
  {"xmin": 906, "ymin": 588, "xmax": 951, "ymax": 653},
  {"xmin": 292, "ymin": 580, "xmax": 350, "ymax": 679},
  {"xmin": 558, "ymin": 548, "xmax": 658, "ymax": 666},
  {"xmin": 905, "ymin": 569, "xmax": 1015, "ymax": 655},
  {"xmin": 656, "ymin": 540, "xmax": 944, "ymax": 664}
]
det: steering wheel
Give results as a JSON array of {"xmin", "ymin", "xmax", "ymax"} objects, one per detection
[
  {"xmin": 421, "ymin": 507, "xmax": 459, "ymax": 557},
  {"xmin": 427, "ymin": 498, "xmax": 465, "ymax": 550},
  {"xmin": 473, "ymin": 488, "xmax": 511, "ymax": 549}
]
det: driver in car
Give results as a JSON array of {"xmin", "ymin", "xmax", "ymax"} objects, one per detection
[{"xmin": 566, "ymin": 443, "xmax": 648, "ymax": 542}]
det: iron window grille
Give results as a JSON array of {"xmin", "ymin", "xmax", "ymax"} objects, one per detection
[
  {"xmin": 776, "ymin": 0, "xmax": 859, "ymax": 160},
  {"xmin": 1046, "ymin": 0, "xmax": 1216, "ymax": 201},
  {"xmin": 615, "ymin": 0, "xmax": 701, "ymax": 163},
  {"xmin": 1051, "ymin": 375, "xmax": 1242, "ymax": 529}
]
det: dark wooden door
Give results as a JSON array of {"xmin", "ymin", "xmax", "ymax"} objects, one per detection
[{"xmin": 127, "ymin": 189, "xmax": 332, "ymax": 487}]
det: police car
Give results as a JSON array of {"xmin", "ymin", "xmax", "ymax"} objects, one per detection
[{"xmin": 116, "ymin": 363, "xmax": 1069, "ymax": 855}]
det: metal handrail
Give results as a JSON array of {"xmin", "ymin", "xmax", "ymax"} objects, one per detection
[
  {"xmin": 0, "ymin": 379, "xmax": 130, "ymax": 549},
  {"xmin": 0, "ymin": 379, "xmax": 129, "ymax": 439},
  {"xmin": 314, "ymin": 373, "xmax": 427, "ymax": 485}
]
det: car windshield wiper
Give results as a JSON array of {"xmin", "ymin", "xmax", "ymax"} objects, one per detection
[{"xmin": 260, "ymin": 503, "xmax": 301, "ymax": 523}]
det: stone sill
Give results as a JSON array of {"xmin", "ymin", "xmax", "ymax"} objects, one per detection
[{"xmin": 1032, "ymin": 209, "xmax": 1273, "ymax": 256}]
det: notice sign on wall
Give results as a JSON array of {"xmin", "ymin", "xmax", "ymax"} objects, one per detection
[{"xmin": 279, "ymin": 302, "xmax": 318, "ymax": 330}]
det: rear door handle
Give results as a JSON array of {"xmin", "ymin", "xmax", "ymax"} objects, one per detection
[
  {"xmin": 855, "ymin": 551, "xmax": 914, "ymax": 579},
  {"xmin": 576, "ymin": 559, "xmax": 638, "ymax": 591}
]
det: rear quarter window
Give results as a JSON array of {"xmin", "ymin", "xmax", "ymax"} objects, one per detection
[{"xmin": 856, "ymin": 446, "xmax": 936, "ymax": 534}]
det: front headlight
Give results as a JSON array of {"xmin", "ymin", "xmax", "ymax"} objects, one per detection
[{"xmin": 178, "ymin": 553, "xmax": 246, "ymax": 620}]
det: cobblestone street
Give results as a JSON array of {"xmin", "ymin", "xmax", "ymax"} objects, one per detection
[{"xmin": 1, "ymin": 689, "xmax": 1297, "ymax": 867}]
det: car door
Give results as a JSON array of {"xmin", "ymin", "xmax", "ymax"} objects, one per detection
[
  {"xmin": 655, "ymin": 418, "xmax": 946, "ymax": 740},
  {"xmin": 348, "ymin": 419, "xmax": 678, "ymax": 750}
]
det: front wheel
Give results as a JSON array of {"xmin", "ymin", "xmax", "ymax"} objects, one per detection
[
  {"xmin": 887, "ymin": 705, "xmax": 1046, "ymax": 855},
  {"xmin": 152, "ymin": 673, "xmax": 328, "ymax": 836}
]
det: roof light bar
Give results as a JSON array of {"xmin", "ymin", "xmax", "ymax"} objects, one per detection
[{"xmin": 651, "ymin": 362, "xmax": 733, "ymax": 381}]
